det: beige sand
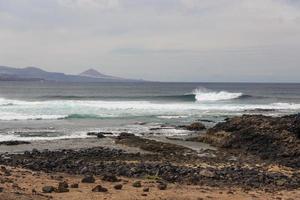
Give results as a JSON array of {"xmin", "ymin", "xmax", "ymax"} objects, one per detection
[{"xmin": 0, "ymin": 166, "xmax": 299, "ymax": 200}]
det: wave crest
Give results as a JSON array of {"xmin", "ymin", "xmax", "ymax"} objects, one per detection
[{"xmin": 193, "ymin": 88, "xmax": 243, "ymax": 102}]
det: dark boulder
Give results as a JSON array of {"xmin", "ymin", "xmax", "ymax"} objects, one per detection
[
  {"xmin": 113, "ymin": 184, "xmax": 123, "ymax": 190},
  {"xmin": 198, "ymin": 115, "xmax": 300, "ymax": 168},
  {"xmin": 180, "ymin": 122, "xmax": 206, "ymax": 131},
  {"xmin": 102, "ymin": 174, "xmax": 120, "ymax": 182},
  {"xmin": 92, "ymin": 185, "xmax": 108, "ymax": 192},
  {"xmin": 81, "ymin": 175, "xmax": 95, "ymax": 183},
  {"xmin": 132, "ymin": 181, "xmax": 142, "ymax": 188},
  {"xmin": 42, "ymin": 186, "xmax": 55, "ymax": 193},
  {"xmin": 157, "ymin": 182, "xmax": 167, "ymax": 190}
]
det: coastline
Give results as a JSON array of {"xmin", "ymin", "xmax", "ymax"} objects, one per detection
[{"xmin": 0, "ymin": 114, "xmax": 299, "ymax": 199}]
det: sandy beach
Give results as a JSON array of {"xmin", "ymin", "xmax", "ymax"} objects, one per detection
[{"xmin": 0, "ymin": 114, "xmax": 299, "ymax": 199}]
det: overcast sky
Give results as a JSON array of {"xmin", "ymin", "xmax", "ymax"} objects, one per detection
[{"xmin": 0, "ymin": 0, "xmax": 300, "ymax": 82}]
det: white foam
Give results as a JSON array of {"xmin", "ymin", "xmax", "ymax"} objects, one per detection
[
  {"xmin": 193, "ymin": 88, "xmax": 242, "ymax": 102},
  {"xmin": 157, "ymin": 115, "xmax": 188, "ymax": 119},
  {"xmin": 0, "ymin": 97, "xmax": 299, "ymax": 121}
]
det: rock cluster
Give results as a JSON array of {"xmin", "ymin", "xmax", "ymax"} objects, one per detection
[{"xmin": 198, "ymin": 114, "xmax": 300, "ymax": 168}]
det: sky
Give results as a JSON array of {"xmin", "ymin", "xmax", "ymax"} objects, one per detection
[{"xmin": 0, "ymin": 0, "xmax": 300, "ymax": 82}]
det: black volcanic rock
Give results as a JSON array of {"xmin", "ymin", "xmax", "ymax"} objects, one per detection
[
  {"xmin": 198, "ymin": 114, "xmax": 300, "ymax": 168},
  {"xmin": 0, "ymin": 141, "xmax": 30, "ymax": 146}
]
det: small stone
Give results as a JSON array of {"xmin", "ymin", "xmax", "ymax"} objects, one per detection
[
  {"xmin": 31, "ymin": 189, "xmax": 37, "ymax": 194},
  {"xmin": 199, "ymin": 169, "xmax": 215, "ymax": 178},
  {"xmin": 70, "ymin": 183, "xmax": 79, "ymax": 188},
  {"xmin": 81, "ymin": 175, "xmax": 95, "ymax": 183},
  {"xmin": 56, "ymin": 181, "xmax": 69, "ymax": 193},
  {"xmin": 58, "ymin": 181, "xmax": 68, "ymax": 189},
  {"xmin": 0, "ymin": 187, "xmax": 4, "ymax": 193},
  {"xmin": 42, "ymin": 186, "xmax": 55, "ymax": 193},
  {"xmin": 276, "ymin": 179, "xmax": 286, "ymax": 186},
  {"xmin": 4, "ymin": 171, "xmax": 11, "ymax": 176},
  {"xmin": 0, "ymin": 166, "xmax": 6, "ymax": 172},
  {"xmin": 102, "ymin": 174, "xmax": 119, "ymax": 182},
  {"xmin": 92, "ymin": 185, "xmax": 108, "ymax": 192},
  {"xmin": 143, "ymin": 187, "xmax": 149, "ymax": 192},
  {"xmin": 114, "ymin": 184, "xmax": 123, "ymax": 190},
  {"xmin": 141, "ymin": 193, "xmax": 147, "ymax": 196},
  {"xmin": 157, "ymin": 182, "xmax": 167, "ymax": 190},
  {"xmin": 132, "ymin": 181, "xmax": 142, "ymax": 188}
]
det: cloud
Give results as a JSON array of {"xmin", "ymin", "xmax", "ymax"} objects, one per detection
[
  {"xmin": 57, "ymin": 0, "xmax": 120, "ymax": 10},
  {"xmin": 0, "ymin": 0, "xmax": 300, "ymax": 81}
]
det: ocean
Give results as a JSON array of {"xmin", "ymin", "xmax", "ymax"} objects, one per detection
[{"xmin": 0, "ymin": 81, "xmax": 299, "ymax": 141}]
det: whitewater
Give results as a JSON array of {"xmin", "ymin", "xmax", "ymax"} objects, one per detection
[
  {"xmin": 0, "ymin": 88, "xmax": 299, "ymax": 121},
  {"xmin": 0, "ymin": 82, "xmax": 299, "ymax": 141}
]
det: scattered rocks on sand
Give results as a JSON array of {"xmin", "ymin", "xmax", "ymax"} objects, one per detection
[
  {"xmin": 92, "ymin": 185, "xmax": 108, "ymax": 192},
  {"xmin": 132, "ymin": 181, "xmax": 142, "ymax": 188},
  {"xmin": 81, "ymin": 175, "xmax": 95, "ymax": 183},
  {"xmin": 114, "ymin": 184, "xmax": 123, "ymax": 190},
  {"xmin": 42, "ymin": 186, "xmax": 55, "ymax": 193},
  {"xmin": 1, "ymin": 114, "xmax": 300, "ymax": 191}
]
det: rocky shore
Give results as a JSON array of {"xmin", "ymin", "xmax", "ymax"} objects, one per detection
[
  {"xmin": 0, "ymin": 114, "xmax": 300, "ymax": 199},
  {"xmin": 196, "ymin": 114, "xmax": 300, "ymax": 168}
]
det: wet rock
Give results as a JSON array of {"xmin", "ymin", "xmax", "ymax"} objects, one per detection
[
  {"xmin": 81, "ymin": 175, "xmax": 95, "ymax": 183},
  {"xmin": 116, "ymin": 133, "xmax": 194, "ymax": 154},
  {"xmin": 87, "ymin": 132, "xmax": 105, "ymax": 138},
  {"xmin": 184, "ymin": 122, "xmax": 206, "ymax": 131},
  {"xmin": 132, "ymin": 181, "xmax": 142, "ymax": 188},
  {"xmin": 114, "ymin": 184, "xmax": 123, "ymax": 190},
  {"xmin": 0, "ymin": 141, "xmax": 30, "ymax": 146},
  {"xmin": 117, "ymin": 132, "xmax": 135, "ymax": 139},
  {"xmin": 92, "ymin": 185, "xmax": 108, "ymax": 192},
  {"xmin": 42, "ymin": 186, "xmax": 55, "ymax": 193}
]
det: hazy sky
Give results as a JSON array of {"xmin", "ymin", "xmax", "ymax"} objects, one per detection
[{"xmin": 0, "ymin": 0, "xmax": 300, "ymax": 82}]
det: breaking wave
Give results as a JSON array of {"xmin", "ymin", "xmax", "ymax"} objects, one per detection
[{"xmin": 192, "ymin": 88, "xmax": 244, "ymax": 102}]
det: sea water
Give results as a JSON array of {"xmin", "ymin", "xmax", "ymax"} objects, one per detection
[{"xmin": 0, "ymin": 81, "xmax": 299, "ymax": 141}]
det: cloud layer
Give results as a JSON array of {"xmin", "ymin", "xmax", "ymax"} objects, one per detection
[{"xmin": 0, "ymin": 0, "xmax": 300, "ymax": 81}]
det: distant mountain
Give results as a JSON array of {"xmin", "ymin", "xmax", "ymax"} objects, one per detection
[
  {"xmin": 79, "ymin": 68, "xmax": 123, "ymax": 80},
  {"xmin": 0, "ymin": 66, "xmax": 143, "ymax": 82}
]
